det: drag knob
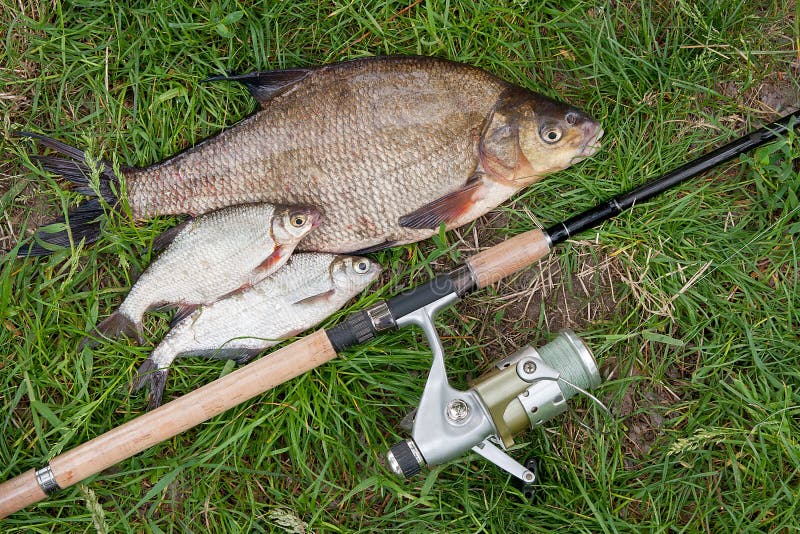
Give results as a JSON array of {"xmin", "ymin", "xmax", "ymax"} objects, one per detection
[{"xmin": 386, "ymin": 440, "xmax": 425, "ymax": 478}]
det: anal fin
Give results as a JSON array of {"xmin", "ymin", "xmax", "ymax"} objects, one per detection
[
  {"xmin": 350, "ymin": 240, "xmax": 398, "ymax": 254},
  {"xmin": 179, "ymin": 347, "xmax": 264, "ymax": 365},
  {"xmin": 153, "ymin": 218, "xmax": 192, "ymax": 250}
]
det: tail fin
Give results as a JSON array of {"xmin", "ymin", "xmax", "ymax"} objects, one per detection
[
  {"xmin": 131, "ymin": 358, "xmax": 169, "ymax": 410},
  {"xmin": 91, "ymin": 311, "xmax": 144, "ymax": 345},
  {"xmin": 14, "ymin": 131, "xmax": 121, "ymax": 256}
]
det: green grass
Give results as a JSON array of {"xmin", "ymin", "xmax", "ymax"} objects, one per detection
[{"xmin": 2, "ymin": 0, "xmax": 799, "ymax": 532}]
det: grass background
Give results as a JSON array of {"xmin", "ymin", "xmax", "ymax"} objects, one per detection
[{"xmin": 1, "ymin": 0, "xmax": 799, "ymax": 532}]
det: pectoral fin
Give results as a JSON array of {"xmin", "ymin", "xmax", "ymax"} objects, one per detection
[
  {"xmin": 398, "ymin": 178, "xmax": 482, "ymax": 229},
  {"xmin": 256, "ymin": 246, "xmax": 285, "ymax": 273},
  {"xmin": 204, "ymin": 69, "xmax": 312, "ymax": 107},
  {"xmin": 292, "ymin": 289, "xmax": 334, "ymax": 305}
]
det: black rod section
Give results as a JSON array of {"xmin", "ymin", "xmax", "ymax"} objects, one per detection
[{"xmin": 546, "ymin": 110, "xmax": 800, "ymax": 245}]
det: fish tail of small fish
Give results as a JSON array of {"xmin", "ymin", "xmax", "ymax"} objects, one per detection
[
  {"xmin": 131, "ymin": 357, "xmax": 169, "ymax": 410},
  {"xmin": 13, "ymin": 131, "xmax": 122, "ymax": 257},
  {"xmin": 92, "ymin": 311, "xmax": 144, "ymax": 345}
]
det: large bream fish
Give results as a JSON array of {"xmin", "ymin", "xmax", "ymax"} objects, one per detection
[
  {"xmin": 17, "ymin": 55, "xmax": 603, "ymax": 256},
  {"xmin": 133, "ymin": 253, "xmax": 381, "ymax": 409},
  {"xmin": 91, "ymin": 203, "xmax": 320, "ymax": 344}
]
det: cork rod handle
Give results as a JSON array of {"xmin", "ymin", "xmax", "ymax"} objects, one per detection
[
  {"xmin": 466, "ymin": 229, "xmax": 552, "ymax": 289},
  {"xmin": 0, "ymin": 330, "xmax": 337, "ymax": 519}
]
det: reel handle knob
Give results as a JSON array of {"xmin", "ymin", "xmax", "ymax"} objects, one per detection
[
  {"xmin": 513, "ymin": 458, "xmax": 541, "ymax": 504},
  {"xmin": 386, "ymin": 440, "xmax": 425, "ymax": 478}
]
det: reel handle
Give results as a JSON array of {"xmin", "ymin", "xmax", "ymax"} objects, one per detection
[{"xmin": 466, "ymin": 229, "xmax": 551, "ymax": 289}]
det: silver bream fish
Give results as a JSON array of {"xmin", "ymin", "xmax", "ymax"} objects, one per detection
[
  {"xmin": 93, "ymin": 203, "xmax": 320, "ymax": 344},
  {"xmin": 133, "ymin": 253, "xmax": 381, "ymax": 409}
]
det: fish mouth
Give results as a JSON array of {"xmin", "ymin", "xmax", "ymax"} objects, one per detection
[
  {"xmin": 302, "ymin": 207, "xmax": 323, "ymax": 229},
  {"xmin": 572, "ymin": 124, "xmax": 604, "ymax": 164}
]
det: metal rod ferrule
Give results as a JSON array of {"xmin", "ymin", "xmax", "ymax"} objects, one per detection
[{"xmin": 34, "ymin": 465, "xmax": 61, "ymax": 495}]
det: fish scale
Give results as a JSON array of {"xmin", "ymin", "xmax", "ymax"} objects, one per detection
[{"xmin": 125, "ymin": 57, "xmax": 591, "ymax": 253}]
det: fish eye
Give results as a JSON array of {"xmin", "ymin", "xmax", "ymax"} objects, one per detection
[
  {"xmin": 290, "ymin": 213, "xmax": 308, "ymax": 227},
  {"xmin": 540, "ymin": 125, "xmax": 563, "ymax": 144},
  {"xmin": 353, "ymin": 259, "xmax": 370, "ymax": 274}
]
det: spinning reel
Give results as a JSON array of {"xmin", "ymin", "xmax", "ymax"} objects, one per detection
[{"xmin": 383, "ymin": 294, "xmax": 601, "ymax": 488}]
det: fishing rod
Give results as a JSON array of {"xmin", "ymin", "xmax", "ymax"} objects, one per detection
[{"xmin": 1, "ymin": 110, "xmax": 797, "ymax": 518}]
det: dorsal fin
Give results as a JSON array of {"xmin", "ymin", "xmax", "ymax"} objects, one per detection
[{"xmin": 204, "ymin": 68, "xmax": 312, "ymax": 107}]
